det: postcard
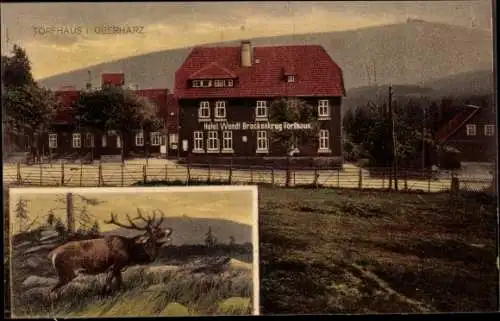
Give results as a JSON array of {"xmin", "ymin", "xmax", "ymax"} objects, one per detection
[{"xmin": 8, "ymin": 186, "xmax": 259, "ymax": 317}]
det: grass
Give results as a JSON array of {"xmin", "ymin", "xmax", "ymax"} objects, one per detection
[
  {"xmin": 12, "ymin": 264, "xmax": 253, "ymax": 317},
  {"xmin": 258, "ymin": 187, "xmax": 498, "ymax": 313}
]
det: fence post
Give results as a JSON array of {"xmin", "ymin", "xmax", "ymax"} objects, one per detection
[
  {"xmin": 39, "ymin": 164, "xmax": 43, "ymax": 186},
  {"xmin": 187, "ymin": 161, "xmax": 191, "ymax": 185},
  {"xmin": 121, "ymin": 164, "xmax": 125, "ymax": 186},
  {"xmin": 228, "ymin": 164, "xmax": 233, "ymax": 184},
  {"xmin": 250, "ymin": 166, "xmax": 254, "ymax": 185},
  {"xmin": 451, "ymin": 176, "xmax": 460, "ymax": 194},
  {"xmin": 16, "ymin": 162, "xmax": 21, "ymax": 184},
  {"xmin": 143, "ymin": 164, "xmax": 147, "ymax": 184},
  {"xmin": 207, "ymin": 164, "xmax": 212, "ymax": 183},
  {"xmin": 293, "ymin": 169, "xmax": 296, "ymax": 186},
  {"xmin": 404, "ymin": 170, "xmax": 408, "ymax": 191},
  {"xmin": 164, "ymin": 164, "xmax": 168, "ymax": 182},
  {"xmin": 79, "ymin": 163, "xmax": 83, "ymax": 187},
  {"xmin": 60, "ymin": 163, "xmax": 65, "ymax": 186},
  {"xmin": 271, "ymin": 168, "xmax": 275, "ymax": 187},
  {"xmin": 382, "ymin": 169, "xmax": 385, "ymax": 189},
  {"xmin": 97, "ymin": 164, "xmax": 102, "ymax": 186},
  {"xmin": 313, "ymin": 167, "xmax": 319, "ymax": 188},
  {"xmin": 337, "ymin": 170, "xmax": 340, "ymax": 188}
]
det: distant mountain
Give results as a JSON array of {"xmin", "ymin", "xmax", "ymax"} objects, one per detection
[
  {"xmin": 343, "ymin": 69, "xmax": 494, "ymax": 113},
  {"xmin": 102, "ymin": 216, "xmax": 252, "ymax": 246},
  {"xmin": 38, "ymin": 21, "xmax": 493, "ymax": 91}
]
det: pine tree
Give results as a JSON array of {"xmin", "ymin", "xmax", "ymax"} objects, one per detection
[
  {"xmin": 205, "ymin": 226, "xmax": 217, "ymax": 248},
  {"xmin": 14, "ymin": 198, "xmax": 29, "ymax": 233},
  {"xmin": 46, "ymin": 209, "xmax": 56, "ymax": 227},
  {"xmin": 89, "ymin": 220, "xmax": 100, "ymax": 236},
  {"xmin": 78, "ymin": 204, "xmax": 93, "ymax": 234},
  {"xmin": 228, "ymin": 235, "xmax": 236, "ymax": 246}
]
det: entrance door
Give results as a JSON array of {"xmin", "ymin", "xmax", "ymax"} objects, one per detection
[{"xmin": 101, "ymin": 133, "xmax": 122, "ymax": 156}]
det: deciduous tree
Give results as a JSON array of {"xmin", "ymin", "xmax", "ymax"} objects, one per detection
[{"xmin": 75, "ymin": 87, "xmax": 163, "ymax": 161}]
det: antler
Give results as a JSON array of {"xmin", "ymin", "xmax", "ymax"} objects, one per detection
[
  {"xmin": 153, "ymin": 209, "xmax": 165, "ymax": 229},
  {"xmin": 132, "ymin": 208, "xmax": 165, "ymax": 229},
  {"xmin": 104, "ymin": 212, "xmax": 149, "ymax": 231}
]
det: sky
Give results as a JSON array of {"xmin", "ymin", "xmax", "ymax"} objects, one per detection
[
  {"xmin": 9, "ymin": 188, "xmax": 255, "ymax": 234},
  {"xmin": 0, "ymin": 1, "xmax": 494, "ymax": 79}
]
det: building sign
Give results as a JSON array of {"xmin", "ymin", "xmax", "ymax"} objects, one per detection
[{"xmin": 202, "ymin": 122, "xmax": 313, "ymax": 131}]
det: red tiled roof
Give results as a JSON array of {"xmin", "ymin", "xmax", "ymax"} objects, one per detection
[
  {"xmin": 102, "ymin": 73, "xmax": 125, "ymax": 86},
  {"xmin": 135, "ymin": 89, "xmax": 168, "ymax": 117},
  {"xmin": 175, "ymin": 44, "xmax": 345, "ymax": 99},
  {"xmin": 188, "ymin": 62, "xmax": 237, "ymax": 79},
  {"xmin": 54, "ymin": 90, "xmax": 80, "ymax": 123},
  {"xmin": 435, "ymin": 105, "xmax": 481, "ymax": 143}
]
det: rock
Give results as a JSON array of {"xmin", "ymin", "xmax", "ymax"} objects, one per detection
[
  {"xmin": 25, "ymin": 258, "xmax": 42, "ymax": 269},
  {"xmin": 159, "ymin": 302, "xmax": 190, "ymax": 316},
  {"xmin": 14, "ymin": 241, "xmax": 32, "ymax": 249},
  {"xmin": 24, "ymin": 244, "xmax": 55, "ymax": 254},
  {"xmin": 217, "ymin": 297, "xmax": 251, "ymax": 315},
  {"xmin": 22, "ymin": 276, "xmax": 58, "ymax": 288},
  {"xmin": 40, "ymin": 229, "xmax": 58, "ymax": 239}
]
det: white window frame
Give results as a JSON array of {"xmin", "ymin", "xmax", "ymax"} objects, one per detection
[
  {"xmin": 256, "ymin": 130, "xmax": 268, "ymax": 153},
  {"xmin": 198, "ymin": 101, "xmax": 210, "ymax": 121},
  {"xmin": 318, "ymin": 129, "xmax": 331, "ymax": 153},
  {"xmin": 484, "ymin": 125, "xmax": 495, "ymax": 136},
  {"xmin": 207, "ymin": 131, "xmax": 219, "ymax": 153},
  {"xmin": 193, "ymin": 131, "xmax": 204, "ymax": 153},
  {"xmin": 466, "ymin": 124, "xmax": 476, "ymax": 136},
  {"xmin": 214, "ymin": 80, "xmax": 225, "ymax": 87},
  {"xmin": 48, "ymin": 133, "xmax": 57, "ymax": 149},
  {"xmin": 169, "ymin": 133, "xmax": 179, "ymax": 144},
  {"xmin": 222, "ymin": 131, "xmax": 233, "ymax": 152},
  {"xmin": 192, "ymin": 80, "xmax": 202, "ymax": 88},
  {"xmin": 117, "ymin": 134, "xmax": 122, "ymax": 148},
  {"xmin": 287, "ymin": 75, "xmax": 296, "ymax": 83},
  {"xmin": 72, "ymin": 133, "xmax": 81, "ymax": 148},
  {"xmin": 85, "ymin": 132, "xmax": 94, "ymax": 148},
  {"xmin": 101, "ymin": 134, "xmax": 107, "ymax": 147},
  {"xmin": 318, "ymin": 100, "xmax": 330, "ymax": 119},
  {"xmin": 255, "ymin": 100, "xmax": 268, "ymax": 120},
  {"xmin": 135, "ymin": 130, "xmax": 145, "ymax": 146},
  {"xmin": 215, "ymin": 101, "xmax": 226, "ymax": 120},
  {"xmin": 150, "ymin": 132, "xmax": 161, "ymax": 146},
  {"xmin": 226, "ymin": 79, "xmax": 234, "ymax": 87}
]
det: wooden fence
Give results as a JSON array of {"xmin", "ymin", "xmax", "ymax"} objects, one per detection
[{"xmin": 2, "ymin": 162, "xmax": 494, "ymax": 193}]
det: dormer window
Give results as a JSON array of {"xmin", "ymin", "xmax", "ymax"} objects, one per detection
[
  {"xmin": 198, "ymin": 101, "xmax": 210, "ymax": 121},
  {"xmin": 287, "ymin": 75, "xmax": 296, "ymax": 83},
  {"xmin": 214, "ymin": 80, "xmax": 224, "ymax": 87},
  {"xmin": 226, "ymin": 79, "xmax": 234, "ymax": 87},
  {"xmin": 192, "ymin": 80, "xmax": 212, "ymax": 88}
]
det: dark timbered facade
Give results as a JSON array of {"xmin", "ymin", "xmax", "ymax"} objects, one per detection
[
  {"xmin": 175, "ymin": 41, "xmax": 346, "ymax": 168},
  {"xmin": 21, "ymin": 73, "xmax": 179, "ymax": 162}
]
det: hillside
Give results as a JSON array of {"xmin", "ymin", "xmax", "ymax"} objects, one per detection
[
  {"xmin": 38, "ymin": 21, "xmax": 493, "ymax": 91},
  {"xmin": 343, "ymin": 69, "xmax": 494, "ymax": 113},
  {"xmin": 101, "ymin": 216, "xmax": 252, "ymax": 246}
]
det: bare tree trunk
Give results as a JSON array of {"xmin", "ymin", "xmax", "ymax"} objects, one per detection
[{"xmin": 66, "ymin": 192, "xmax": 74, "ymax": 234}]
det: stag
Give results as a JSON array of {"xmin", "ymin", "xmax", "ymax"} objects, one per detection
[{"xmin": 48, "ymin": 209, "xmax": 172, "ymax": 293}]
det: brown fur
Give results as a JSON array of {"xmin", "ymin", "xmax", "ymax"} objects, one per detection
[{"xmin": 48, "ymin": 210, "xmax": 172, "ymax": 293}]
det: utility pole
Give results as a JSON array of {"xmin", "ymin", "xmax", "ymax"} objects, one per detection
[{"xmin": 389, "ymin": 84, "xmax": 398, "ymax": 191}]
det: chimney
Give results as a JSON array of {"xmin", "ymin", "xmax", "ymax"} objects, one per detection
[{"xmin": 241, "ymin": 40, "xmax": 252, "ymax": 67}]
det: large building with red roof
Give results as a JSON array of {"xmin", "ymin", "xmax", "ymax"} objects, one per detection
[
  {"xmin": 25, "ymin": 73, "xmax": 179, "ymax": 161},
  {"xmin": 175, "ymin": 41, "xmax": 346, "ymax": 167}
]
